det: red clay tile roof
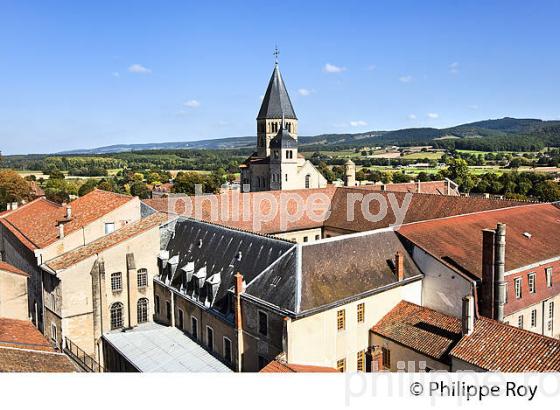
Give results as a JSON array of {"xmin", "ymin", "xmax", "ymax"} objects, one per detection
[
  {"xmin": 450, "ymin": 317, "xmax": 560, "ymax": 372},
  {"xmin": 260, "ymin": 360, "xmax": 338, "ymax": 373},
  {"xmin": 0, "ymin": 347, "xmax": 77, "ymax": 372},
  {"xmin": 143, "ymin": 187, "xmax": 524, "ymax": 236},
  {"xmin": 398, "ymin": 203, "xmax": 560, "ymax": 278},
  {"xmin": 44, "ymin": 212, "xmax": 168, "ymax": 271},
  {"xmin": 0, "ymin": 261, "xmax": 29, "ymax": 277},
  {"xmin": 371, "ymin": 301, "xmax": 462, "ymax": 360},
  {"xmin": 0, "ymin": 189, "xmax": 135, "ymax": 250},
  {"xmin": 325, "ymin": 189, "xmax": 526, "ymax": 233},
  {"xmin": 0, "ymin": 318, "xmax": 54, "ymax": 352}
]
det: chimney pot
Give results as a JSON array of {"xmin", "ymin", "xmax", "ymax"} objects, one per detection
[
  {"xmin": 58, "ymin": 223, "xmax": 65, "ymax": 239},
  {"xmin": 65, "ymin": 206, "xmax": 72, "ymax": 219}
]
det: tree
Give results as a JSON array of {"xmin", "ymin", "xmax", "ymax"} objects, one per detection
[
  {"xmin": 534, "ymin": 180, "xmax": 560, "ymax": 202},
  {"xmin": 78, "ymin": 179, "xmax": 99, "ymax": 196},
  {"xmin": 0, "ymin": 169, "xmax": 32, "ymax": 209},
  {"xmin": 130, "ymin": 181, "xmax": 150, "ymax": 199}
]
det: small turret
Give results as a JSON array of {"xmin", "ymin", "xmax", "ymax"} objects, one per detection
[{"xmin": 344, "ymin": 159, "xmax": 356, "ymax": 187}]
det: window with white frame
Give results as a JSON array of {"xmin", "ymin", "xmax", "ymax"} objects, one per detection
[
  {"xmin": 548, "ymin": 301, "xmax": 555, "ymax": 332},
  {"xmin": 111, "ymin": 272, "xmax": 122, "ymax": 292},
  {"xmin": 528, "ymin": 272, "xmax": 536, "ymax": 294},
  {"xmin": 518, "ymin": 315, "xmax": 524, "ymax": 329},
  {"xmin": 137, "ymin": 268, "xmax": 148, "ymax": 288},
  {"xmin": 531, "ymin": 309, "xmax": 537, "ymax": 327},
  {"xmin": 514, "ymin": 277, "xmax": 522, "ymax": 299},
  {"xmin": 104, "ymin": 222, "xmax": 115, "ymax": 235},
  {"xmin": 137, "ymin": 298, "xmax": 148, "ymax": 324},
  {"xmin": 546, "ymin": 267, "xmax": 553, "ymax": 288},
  {"xmin": 110, "ymin": 302, "xmax": 124, "ymax": 330}
]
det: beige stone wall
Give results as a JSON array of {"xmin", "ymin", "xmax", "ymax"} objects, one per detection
[
  {"xmin": 51, "ymin": 223, "xmax": 160, "ymax": 358},
  {"xmin": 504, "ymin": 294, "xmax": 560, "ymax": 339},
  {"xmin": 285, "ymin": 280, "xmax": 422, "ymax": 371},
  {"xmin": 40, "ymin": 197, "xmax": 142, "ymax": 262},
  {"xmin": 0, "ymin": 270, "xmax": 28, "ymax": 320},
  {"xmin": 274, "ymin": 227, "xmax": 323, "ymax": 244}
]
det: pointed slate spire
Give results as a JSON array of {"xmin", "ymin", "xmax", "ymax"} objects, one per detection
[{"xmin": 257, "ymin": 64, "xmax": 297, "ymax": 120}]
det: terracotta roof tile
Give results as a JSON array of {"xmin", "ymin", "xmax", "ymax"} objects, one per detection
[
  {"xmin": 450, "ymin": 317, "xmax": 560, "ymax": 372},
  {"xmin": 0, "ymin": 318, "xmax": 54, "ymax": 352},
  {"xmin": 0, "ymin": 347, "xmax": 77, "ymax": 372},
  {"xmin": 371, "ymin": 301, "xmax": 462, "ymax": 360},
  {"xmin": 0, "ymin": 261, "xmax": 29, "ymax": 277},
  {"xmin": 45, "ymin": 212, "xmax": 168, "ymax": 271},
  {"xmin": 0, "ymin": 189, "xmax": 135, "ymax": 250},
  {"xmin": 355, "ymin": 180, "xmax": 458, "ymax": 196},
  {"xmin": 398, "ymin": 203, "xmax": 560, "ymax": 278},
  {"xmin": 260, "ymin": 360, "xmax": 338, "ymax": 373}
]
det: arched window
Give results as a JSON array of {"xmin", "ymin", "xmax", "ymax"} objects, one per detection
[
  {"xmin": 110, "ymin": 302, "xmax": 124, "ymax": 330},
  {"xmin": 137, "ymin": 269, "xmax": 148, "ymax": 288},
  {"xmin": 137, "ymin": 298, "xmax": 149, "ymax": 324},
  {"xmin": 305, "ymin": 174, "xmax": 311, "ymax": 189},
  {"xmin": 111, "ymin": 272, "xmax": 122, "ymax": 292}
]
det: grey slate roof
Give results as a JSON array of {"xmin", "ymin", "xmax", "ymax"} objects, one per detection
[
  {"xmin": 257, "ymin": 64, "xmax": 297, "ymax": 120},
  {"xmin": 270, "ymin": 127, "xmax": 298, "ymax": 149},
  {"xmin": 103, "ymin": 322, "xmax": 232, "ymax": 372}
]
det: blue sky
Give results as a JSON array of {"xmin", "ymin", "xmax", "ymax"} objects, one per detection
[{"xmin": 1, "ymin": 0, "xmax": 560, "ymax": 154}]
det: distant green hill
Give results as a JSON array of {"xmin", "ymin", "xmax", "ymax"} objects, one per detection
[{"xmin": 57, "ymin": 117, "xmax": 560, "ymax": 154}]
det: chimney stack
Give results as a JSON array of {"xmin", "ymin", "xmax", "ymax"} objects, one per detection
[
  {"xmin": 480, "ymin": 229, "xmax": 496, "ymax": 318},
  {"xmin": 65, "ymin": 206, "xmax": 72, "ymax": 219},
  {"xmin": 58, "ymin": 223, "xmax": 65, "ymax": 239},
  {"xmin": 494, "ymin": 223, "xmax": 506, "ymax": 322},
  {"xmin": 395, "ymin": 252, "xmax": 405, "ymax": 281},
  {"xmin": 234, "ymin": 272, "xmax": 245, "ymax": 331},
  {"xmin": 416, "ymin": 180, "xmax": 421, "ymax": 193},
  {"xmin": 461, "ymin": 295, "xmax": 475, "ymax": 336}
]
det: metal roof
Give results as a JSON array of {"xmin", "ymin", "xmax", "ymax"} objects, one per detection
[
  {"xmin": 257, "ymin": 64, "xmax": 297, "ymax": 120},
  {"xmin": 103, "ymin": 322, "xmax": 232, "ymax": 372}
]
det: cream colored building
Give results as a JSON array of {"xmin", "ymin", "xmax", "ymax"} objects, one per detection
[
  {"xmin": 0, "ymin": 261, "xmax": 29, "ymax": 320},
  {"xmin": 240, "ymin": 62, "xmax": 327, "ymax": 192}
]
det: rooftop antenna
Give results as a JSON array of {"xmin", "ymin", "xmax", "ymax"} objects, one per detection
[{"xmin": 273, "ymin": 45, "xmax": 280, "ymax": 65}]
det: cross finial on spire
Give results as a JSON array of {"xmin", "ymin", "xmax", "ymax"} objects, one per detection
[{"xmin": 273, "ymin": 45, "xmax": 280, "ymax": 64}]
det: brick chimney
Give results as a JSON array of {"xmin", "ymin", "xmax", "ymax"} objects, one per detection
[{"xmin": 395, "ymin": 252, "xmax": 404, "ymax": 281}]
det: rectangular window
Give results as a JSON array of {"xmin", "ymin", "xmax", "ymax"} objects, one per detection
[
  {"xmin": 382, "ymin": 347, "xmax": 391, "ymax": 369},
  {"xmin": 258, "ymin": 311, "xmax": 268, "ymax": 337},
  {"xmin": 191, "ymin": 316, "xmax": 198, "ymax": 339},
  {"xmin": 531, "ymin": 309, "xmax": 537, "ymax": 327},
  {"xmin": 518, "ymin": 315, "xmax": 524, "ymax": 329},
  {"xmin": 104, "ymin": 222, "xmax": 115, "ymax": 235},
  {"xmin": 155, "ymin": 295, "xmax": 160, "ymax": 314},
  {"xmin": 166, "ymin": 301, "xmax": 171, "ymax": 321},
  {"xmin": 223, "ymin": 337, "xmax": 232, "ymax": 364},
  {"xmin": 50, "ymin": 323, "xmax": 57, "ymax": 344},
  {"xmin": 546, "ymin": 267, "xmax": 553, "ymax": 288},
  {"xmin": 137, "ymin": 268, "xmax": 148, "ymax": 288},
  {"xmin": 337, "ymin": 358, "xmax": 346, "ymax": 372},
  {"xmin": 357, "ymin": 351, "xmax": 365, "ymax": 372},
  {"xmin": 337, "ymin": 309, "xmax": 345, "ymax": 331},
  {"xmin": 206, "ymin": 326, "xmax": 214, "ymax": 352},
  {"xmin": 303, "ymin": 236, "xmax": 308, "ymax": 242},
  {"xmin": 514, "ymin": 277, "xmax": 522, "ymax": 299},
  {"xmin": 548, "ymin": 301, "xmax": 555, "ymax": 331},
  {"xmin": 110, "ymin": 272, "xmax": 122, "ymax": 292},
  {"xmin": 357, "ymin": 303, "xmax": 365, "ymax": 323},
  {"xmin": 178, "ymin": 309, "xmax": 184, "ymax": 330},
  {"xmin": 315, "ymin": 234, "xmax": 320, "ymax": 240},
  {"xmin": 528, "ymin": 272, "xmax": 536, "ymax": 294}
]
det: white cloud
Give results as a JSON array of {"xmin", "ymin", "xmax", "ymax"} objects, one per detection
[
  {"xmin": 350, "ymin": 120, "xmax": 368, "ymax": 127},
  {"xmin": 408, "ymin": 114, "xmax": 417, "ymax": 120},
  {"xmin": 449, "ymin": 62, "xmax": 460, "ymax": 74},
  {"xmin": 427, "ymin": 113, "xmax": 439, "ymax": 119},
  {"xmin": 184, "ymin": 99, "xmax": 200, "ymax": 108},
  {"xmin": 323, "ymin": 63, "xmax": 347, "ymax": 73},
  {"xmin": 399, "ymin": 75, "xmax": 413, "ymax": 83},
  {"xmin": 298, "ymin": 88, "xmax": 312, "ymax": 96},
  {"xmin": 128, "ymin": 64, "xmax": 152, "ymax": 74}
]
